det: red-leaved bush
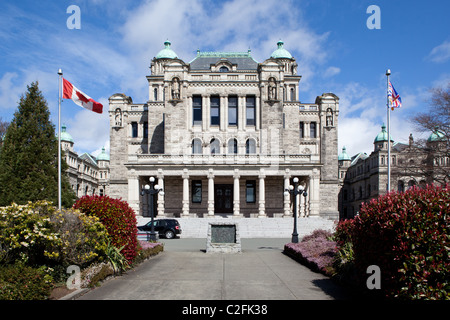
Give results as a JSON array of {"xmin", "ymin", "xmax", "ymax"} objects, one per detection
[
  {"xmin": 74, "ymin": 196, "xmax": 138, "ymax": 264},
  {"xmin": 343, "ymin": 184, "xmax": 449, "ymax": 299}
]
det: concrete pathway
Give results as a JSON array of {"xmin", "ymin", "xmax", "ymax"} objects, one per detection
[{"xmin": 77, "ymin": 238, "xmax": 354, "ymax": 300}]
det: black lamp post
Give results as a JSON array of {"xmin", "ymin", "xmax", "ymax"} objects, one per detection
[
  {"xmin": 141, "ymin": 177, "xmax": 164, "ymax": 241},
  {"xmin": 284, "ymin": 177, "xmax": 307, "ymax": 243}
]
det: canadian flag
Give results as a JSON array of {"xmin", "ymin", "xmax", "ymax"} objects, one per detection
[{"xmin": 63, "ymin": 78, "xmax": 103, "ymax": 114}]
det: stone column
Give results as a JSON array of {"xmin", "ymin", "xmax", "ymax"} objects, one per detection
[
  {"xmin": 283, "ymin": 171, "xmax": 291, "ymax": 217},
  {"xmin": 258, "ymin": 169, "xmax": 266, "ymax": 218},
  {"xmin": 255, "ymin": 95, "xmax": 260, "ymax": 130},
  {"xmin": 202, "ymin": 95, "xmax": 208, "ymax": 131},
  {"xmin": 309, "ymin": 172, "xmax": 320, "ymax": 216},
  {"xmin": 233, "ymin": 169, "xmax": 240, "ymax": 216},
  {"xmin": 238, "ymin": 95, "xmax": 245, "ymax": 131},
  {"xmin": 182, "ymin": 169, "xmax": 190, "ymax": 216},
  {"xmin": 220, "ymin": 95, "xmax": 226, "ymax": 131},
  {"xmin": 128, "ymin": 174, "xmax": 140, "ymax": 216},
  {"xmin": 157, "ymin": 170, "xmax": 165, "ymax": 217},
  {"xmin": 207, "ymin": 169, "xmax": 215, "ymax": 216}
]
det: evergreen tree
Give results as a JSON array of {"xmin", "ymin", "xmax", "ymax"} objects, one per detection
[{"xmin": 0, "ymin": 81, "xmax": 75, "ymax": 207}]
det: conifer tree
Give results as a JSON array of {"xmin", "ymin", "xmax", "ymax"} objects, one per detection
[{"xmin": 0, "ymin": 81, "xmax": 75, "ymax": 207}]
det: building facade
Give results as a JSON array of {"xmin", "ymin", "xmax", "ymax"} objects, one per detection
[
  {"xmin": 60, "ymin": 125, "xmax": 110, "ymax": 198},
  {"xmin": 339, "ymin": 125, "xmax": 449, "ymax": 219},
  {"xmin": 108, "ymin": 40, "xmax": 340, "ymax": 219}
]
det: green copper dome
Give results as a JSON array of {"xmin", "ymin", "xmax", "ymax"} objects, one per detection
[
  {"xmin": 338, "ymin": 146, "xmax": 351, "ymax": 161},
  {"xmin": 270, "ymin": 40, "xmax": 293, "ymax": 59},
  {"xmin": 96, "ymin": 146, "xmax": 110, "ymax": 161},
  {"xmin": 60, "ymin": 124, "xmax": 74, "ymax": 143},
  {"xmin": 155, "ymin": 40, "xmax": 178, "ymax": 59},
  {"xmin": 427, "ymin": 128, "xmax": 445, "ymax": 142},
  {"xmin": 374, "ymin": 124, "xmax": 393, "ymax": 143}
]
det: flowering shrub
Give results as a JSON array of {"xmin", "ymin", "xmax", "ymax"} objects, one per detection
[
  {"xmin": 284, "ymin": 229, "xmax": 336, "ymax": 276},
  {"xmin": 50, "ymin": 208, "xmax": 109, "ymax": 268},
  {"xmin": 133, "ymin": 241, "xmax": 164, "ymax": 265},
  {"xmin": 0, "ymin": 201, "xmax": 62, "ymax": 265},
  {"xmin": 74, "ymin": 196, "xmax": 138, "ymax": 264},
  {"xmin": 0, "ymin": 201, "xmax": 109, "ymax": 269},
  {"xmin": 340, "ymin": 185, "xmax": 449, "ymax": 300}
]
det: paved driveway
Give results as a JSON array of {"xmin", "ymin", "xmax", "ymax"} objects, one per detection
[{"xmin": 77, "ymin": 238, "xmax": 353, "ymax": 300}]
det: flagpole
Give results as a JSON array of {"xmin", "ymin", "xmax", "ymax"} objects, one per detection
[
  {"xmin": 386, "ymin": 69, "xmax": 391, "ymax": 193},
  {"xmin": 58, "ymin": 69, "xmax": 63, "ymax": 211}
]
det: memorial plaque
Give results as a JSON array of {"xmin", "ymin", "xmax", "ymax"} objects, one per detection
[{"xmin": 211, "ymin": 225, "xmax": 236, "ymax": 243}]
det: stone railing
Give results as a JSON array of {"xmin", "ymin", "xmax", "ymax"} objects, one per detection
[{"xmin": 129, "ymin": 153, "xmax": 319, "ymax": 165}]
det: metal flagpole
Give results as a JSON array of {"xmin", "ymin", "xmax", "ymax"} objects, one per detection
[
  {"xmin": 58, "ymin": 69, "xmax": 63, "ymax": 211},
  {"xmin": 386, "ymin": 69, "xmax": 391, "ymax": 193}
]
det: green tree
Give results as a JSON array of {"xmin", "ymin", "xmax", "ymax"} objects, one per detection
[{"xmin": 0, "ymin": 81, "xmax": 75, "ymax": 207}]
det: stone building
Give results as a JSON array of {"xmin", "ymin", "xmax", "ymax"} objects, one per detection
[
  {"xmin": 108, "ymin": 40, "xmax": 340, "ymax": 219},
  {"xmin": 338, "ymin": 124, "xmax": 449, "ymax": 219},
  {"xmin": 60, "ymin": 124, "xmax": 110, "ymax": 198}
]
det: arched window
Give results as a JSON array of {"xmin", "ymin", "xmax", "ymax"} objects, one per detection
[
  {"xmin": 210, "ymin": 138, "xmax": 220, "ymax": 154},
  {"xmin": 408, "ymin": 180, "xmax": 416, "ymax": 190},
  {"xmin": 154, "ymin": 88, "xmax": 158, "ymax": 101},
  {"xmin": 290, "ymin": 88, "xmax": 295, "ymax": 101},
  {"xmin": 246, "ymin": 138, "xmax": 256, "ymax": 154},
  {"xmin": 228, "ymin": 139, "xmax": 238, "ymax": 154},
  {"xmin": 192, "ymin": 138, "xmax": 202, "ymax": 154},
  {"xmin": 219, "ymin": 66, "xmax": 229, "ymax": 72}
]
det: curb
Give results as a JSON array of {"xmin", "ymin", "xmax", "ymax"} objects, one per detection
[{"xmin": 59, "ymin": 288, "xmax": 90, "ymax": 300}]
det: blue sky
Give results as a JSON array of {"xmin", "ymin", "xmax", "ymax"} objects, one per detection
[{"xmin": 0, "ymin": 0, "xmax": 449, "ymax": 158}]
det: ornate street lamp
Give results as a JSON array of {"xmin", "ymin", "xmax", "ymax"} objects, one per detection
[
  {"xmin": 141, "ymin": 177, "xmax": 165, "ymax": 241},
  {"xmin": 284, "ymin": 177, "xmax": 307, "ymax": 243}
]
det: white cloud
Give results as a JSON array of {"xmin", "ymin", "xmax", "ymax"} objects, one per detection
[
  {"xmin": 64, "ymin": 97, "xmax": 110, "ymax": 156},
  {"xmin": 427, "ymin": 40, "xmax": 450, "ymax": 63},
  {"xmin": 323, "ymin": 66, "xmax": 341, "ymax": 78}
]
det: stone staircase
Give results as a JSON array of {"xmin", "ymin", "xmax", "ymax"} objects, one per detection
[{"xmin": 136, "ymin": 216, "xmax": 337, "ymax": 239}]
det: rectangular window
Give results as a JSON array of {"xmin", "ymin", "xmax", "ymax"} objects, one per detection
[
  {"xmin": 299, "ymin": 122, "xmax": 304, "ymax": 138},
  {"xmin": 246, "ymin": 180, "xmax": 256, "ymax": 203},
  {"xmin": 192, "ymin": 180, "xmax": 202, "ymax": 203},
  {"xmin": 246, "ymin": 96, "xmax": 255, "ymax": 126},
  {"xmin": 310, "ymin": 122, "xmax": 316, "ymax": 138},
  {"xmin": 228, "ymin": 96, "xmax": 238, "ymax": 126},
  {"xmin": 143, "ymin": 121, "xmax": 148, "ymax": 138},
  {"xmin": 210, "ymin": 96, "xmax": 220, "ymax": 126},
  {"xmin": 131, "ymin": 122, "xmax": 138, "ymax": 138},
  {"xmin": 193, "ymin": 95, "xmax": 202, "ymax": 126}
]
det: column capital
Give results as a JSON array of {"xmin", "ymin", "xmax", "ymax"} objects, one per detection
[
  {"xmin": 157, "ymin": 168, "xmax": 164, "ymax": 179},
  {"xmin": 233, "ymin": 168, "xmax": 240, "ymax": 179},
  {"xmin": 207, "ymin": 168, "xmax": 214, "ymax": 179},
  {"xmin": 182, "ymin": 168, "xmax": 189, "ymax": 179}
]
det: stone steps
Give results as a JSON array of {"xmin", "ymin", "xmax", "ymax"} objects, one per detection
[{"xmin": 136, "ymin": 216, "xmax": 337, "ymax": 239}]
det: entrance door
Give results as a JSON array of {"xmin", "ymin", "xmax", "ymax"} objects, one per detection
[{"xmin": 214, "ymin": 184, "xmax": 233, "ymax": 213}]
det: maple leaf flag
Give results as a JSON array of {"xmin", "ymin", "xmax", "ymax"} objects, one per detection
[{"xmin": 63, "ymin": 78, "xmax": 103, "ymax": 114}]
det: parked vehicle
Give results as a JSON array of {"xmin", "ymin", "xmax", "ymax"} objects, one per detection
[{"xmin": 137, "ymin": 219, "xmax": 182, "ymax": 239}]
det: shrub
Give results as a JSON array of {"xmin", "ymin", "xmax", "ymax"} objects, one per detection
[
  {"xmin": 0, "ymin": 263, "xmax": 53, "ymax": 300},
  {"xmin": 0, "ymin": 201, "xmax": 62, "ymax": 266},
  {"xmin": 133, "ymin": 241, "xmax": 164, "ymax": 265},
  {"xmin": 0, "ymin": 201, "xmax": 109, "ymax": 271},
  {"xmin": 347, "ymin": 185, "xmax": 449, "ymax": 299},
  {"xmin": 73, "ymin": 196, "xmax": 138, "ymax": 264},
  {"xmin": 284, "ymin": 229, "xmax": 336, "ymax": 276},
  {"xmin": 50, "ymin": 208, "xmax": 109, "ymax": 269}
]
